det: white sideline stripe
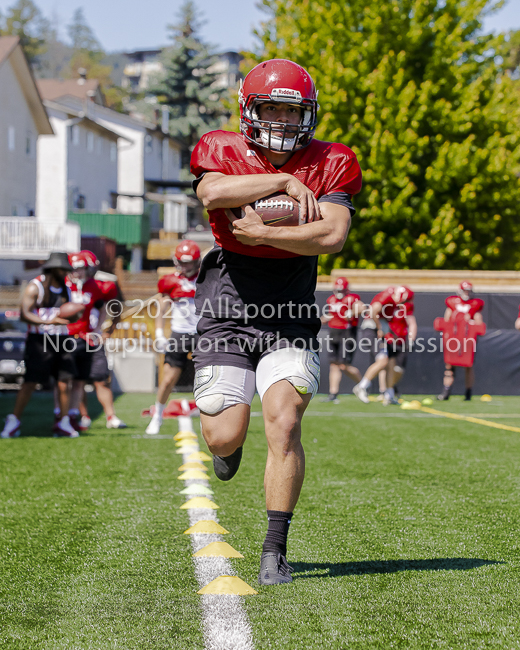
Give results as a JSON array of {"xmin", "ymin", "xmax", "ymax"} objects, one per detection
[{"xmin": 181, "ymin": 435, "xmax": 255, "ymax": 650}]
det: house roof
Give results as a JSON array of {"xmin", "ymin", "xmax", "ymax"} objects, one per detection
[
  {"xmin": 36, "ymin": 78, "xmax": 105, "ymax": 105},
  {"xmin": 0, "ymin": 36, "xmax": 53, "ymax": 135},
  {"xmin": 0, "ymin": 36, "xmax": 18, "ymax": 66},
  {"xmin": 43, "ymin": 99, "xmax": 131, "ymax": 143}
]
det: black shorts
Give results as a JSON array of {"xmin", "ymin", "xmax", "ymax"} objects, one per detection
[
  {"xmin": 72, "ymin": 338, "xmax": 93, "ymax": 381},
  {"xmin": 89, "ymin": 345, "xmax": 110, "ymax": 382},
  {"xmin": 386, "ymin": 342, "xmax": 408, "ymax": 369},
  {"xmin": 24, "ymin": 333, "xmax": 76, "ymax": 384},
  {"xmin": 326, "ymin": 327, "xmax": 357, "ymax": 365},
  {"xmin": 164, "ymin": 331, "xmax": 199, "ymax": 370},
  {"xmin": 193, "ymin": 316, "xmax": 320, "ymax": 371}
]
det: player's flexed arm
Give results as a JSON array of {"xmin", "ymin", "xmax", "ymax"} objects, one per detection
[
  {"xmin": 228, "ymin": 201, "xmax": 350, "ymax": 255},
  {"xmin": 198, "ymin": 171, "xmax": 321, "ymax": 224}
]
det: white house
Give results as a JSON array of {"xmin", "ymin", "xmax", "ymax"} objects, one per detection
[
  {"xmin": 0, "ymin": 37, "xmax": 53, "ymax": 218},
  {"xmin": 0, "ymin": 36, "xmax": 80, "ymax": 283},
  {"xmin": 35, "ymin": 99, "xmax": 120, "ymax": 222},
  {"xmin": 36, "ymin": 82, "xmax": 183, "ymax": 216}
]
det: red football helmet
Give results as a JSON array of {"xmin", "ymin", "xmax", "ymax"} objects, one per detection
[
  {"xmin": 174, "ymin": 240, "xmax": 201, "ymax": 277},
  {"xmin": 394, "ymin": 285, "xmax": 414, "ymax": 304},
  {"xmin": 239, "ymin": 59, "xmax": 319, "ymax": 152},
  {"xmin": 333, "ymin": 277, "xmax": 349, "ymax": 298},
  {"xmin": 69, "ymin": 250, "xmax": 99, "ymax": 269}
]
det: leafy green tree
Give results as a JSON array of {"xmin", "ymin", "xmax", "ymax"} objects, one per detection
[
  {"xmin": 151, "ymin": 0, "xmax": 231, "ymax": 154},
  {"xmin": 0, "ymin": 0, "xmax": 47, "ymax": 65},
  {"xmin": 254, "ymin": 0, "xmax": 520, "ymax": 271}
]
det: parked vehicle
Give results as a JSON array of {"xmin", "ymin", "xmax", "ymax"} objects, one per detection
[{"xmin": 0, "ymin": 311, "xmax": 26, "ymax": 384}]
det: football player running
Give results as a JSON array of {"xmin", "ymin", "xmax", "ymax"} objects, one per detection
[
  {"xmin": 353, "ymin": 286, "xmax": 417, "ymax": 406},
  {"xmin": 190, "ymin": 59, "xmax": 362, "ymax": 585},
  {"xmin": 146, "ymin": 240, "xmax": 201, "ymax": 435},
  {"xmin": 437, "ymin": 281, "xmax": 484, "ymax": 401},
  {"xmin": 321, "ymin": 277, "xmax": 365, "ymax": 403}
]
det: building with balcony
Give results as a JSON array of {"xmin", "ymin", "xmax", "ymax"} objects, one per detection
[{"xmin": 0, "ymin": 36, "xmax": 81, "ymax": 283}]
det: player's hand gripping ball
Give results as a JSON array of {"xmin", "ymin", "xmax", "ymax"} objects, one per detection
[{"xmin": 231, "ymin": 193, "xmax": 303, "ymax": 227}]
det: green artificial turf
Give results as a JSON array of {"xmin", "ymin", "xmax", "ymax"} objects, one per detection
[{"xmin": 1, "ymin": 391, "xmax": 520, "ymax": 649}]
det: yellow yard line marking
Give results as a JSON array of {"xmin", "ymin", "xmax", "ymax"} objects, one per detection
[{"xmin": 418, "ymin": 406, "xmax": 520, "ymax": 434}]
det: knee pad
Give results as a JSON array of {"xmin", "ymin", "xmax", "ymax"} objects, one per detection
[
  {"xmin": 194, "ymin": 365, "xmax": 256, "ymax": 415},
  {"xmin": 195, "ymin": 393, "xmax": 225, "ymax": 415}
]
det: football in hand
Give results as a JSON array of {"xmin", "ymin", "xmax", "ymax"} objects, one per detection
[
  {"xmin": 58, "ymin": 302, "xmax": 84, "ymax": 321},
  {"xmin": 231, "ymin": 193, "xmax": 302, "ymax": 227}
]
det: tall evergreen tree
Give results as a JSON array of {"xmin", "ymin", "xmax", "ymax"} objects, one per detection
[
  {"xmin": 151, "ymin": 1, "xmax": 230, "ymax": 152},
  {"xmin": 254, "ymin": 0, "xmax": 520, "ymax": 271}
]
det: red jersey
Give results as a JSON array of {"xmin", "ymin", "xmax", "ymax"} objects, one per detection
[
  {"xmin": 68, "ymin": 278, "xmax": 118, "ymax": 338},
  {"xmin": 158, "ymin": 272, "xmax": 197, "ymax": 299},
  {"xmin": 445, "ymin": 295, "xmax": 484, "ymax": 319},
  {"xmin": 326, "ymin": 293, "xmax": 361, "ymax": 329},
  {"xmin": 158, "ymin": 272, "xmax": 199, "ymax": 334},
  {"xmin": 190, "ymin": 131, "xmax": 362, "ymax": 258},
  {"xmin": 372, "ymin": 289, "xmax": 414, "ymax": 341}
]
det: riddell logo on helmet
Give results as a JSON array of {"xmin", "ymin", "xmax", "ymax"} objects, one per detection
[{"xmin": 271, "ymin": 88, "xmax": 303, "ymax": 101}]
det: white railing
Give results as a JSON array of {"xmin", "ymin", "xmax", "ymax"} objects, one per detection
[{"xmin": 0, "ymin": 217, "xmax": 80, "ymax": 259}]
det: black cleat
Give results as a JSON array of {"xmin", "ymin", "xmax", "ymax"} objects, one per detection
[
  {"xmin": 258, "ymin": 552, "xmax": 294, "ymax": 586},
  {"xmin": 437, "ymin": 388, "xmax": 450, "ymax": 401},
  {"xmin": 212, "ymin": 446, "xmax": 243, "ymax": 481}
]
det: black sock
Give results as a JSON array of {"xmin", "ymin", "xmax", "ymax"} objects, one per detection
[
  {"xmin": 465, "ymin": 388, "xmax": 472, "ymax": 400},
  {"xmin": 262, "ymin": 510, "xmax": 293, "ymax": 556}
]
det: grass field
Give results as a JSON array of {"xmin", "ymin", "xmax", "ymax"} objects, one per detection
[{"xmin": 1, "ymin": 390, "xmax": 520, "ymax": 649}]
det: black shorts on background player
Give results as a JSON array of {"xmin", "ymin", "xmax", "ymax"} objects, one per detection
[
  {"xmin": 165, "ymin": 331, "xmax": 199, "ymax": 370},
  {"xmin": 327, "ymin": 327, "xmax": 357, "ymax": 365},
  {"xmin": 23, "ymin": 333, "xmax": 76, "ymax": 384}
]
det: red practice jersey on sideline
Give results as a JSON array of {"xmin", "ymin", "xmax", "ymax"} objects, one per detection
[
  {"xmin": 372, "ymin": 288, "xmax": 414, "ymax": 341},
  {"xmin": 326, "ymin": 293, "xmax": 361, "ymax": 329},
  {"xmin": 445, "ymin": 295, "xmax": 484, "ymax": 319},
  {"xmin": 68, "ymin": 278, "xmax": 118, "ymax": 338}
]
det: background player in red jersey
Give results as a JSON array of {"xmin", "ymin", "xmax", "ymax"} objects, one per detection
[
  {"xmin": 321, "ymin": 277, "xmax": 365, "ymax": 403},
  {"xmin": 191, "ymin": 59, "xmax": 362, "ymax": 585},
  {"xmin": 1, "ymin": 252, "xmax": 78, "ymax": 439},
  {"xmin": 353, "ymin": 286, "xmax": 417, "ymax": 406},
  {"xmin": 67, "ymin": 251, "xmax": 127, "ymax": 430},
  {"xmin": 146, "ymin": 240, "xmax": 201, "ymax": 435},
  {"xmin": 437, "ymin": 281, "xmax": 484, "ymax": 401}
]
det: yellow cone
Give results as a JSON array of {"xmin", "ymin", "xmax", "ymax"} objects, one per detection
[
  {"xmin": 178, "ymin": 462, "xmax": 207, "ymax": 471},
  {"xmin": 408, "ymin": 400, "xmax": 422, "ymax": 409},
  {"xmin": 184, "ymin": 520, "xmax": 229, "ymax": 535},
  {"xmin": 180, "ymin": 497, "xmax": 219, "ymax": 510},
  {"xmin": 188, "ymin": 451, "xmax": 212, "ymax": 462},
  {"xmin": 193, "ymin": 542, "xmax": 243, "ymax": 558},
  {"xmin": 481, "ymin": 394, "xmax": 493, "ymax": 402},
  {"xmin": 176, "ymin": 439, "xmax": 200, "ymax": 448},
  {"xmin": 174, "ymin": 431, "xmax": 198, "ymax": 441},
  {"xmin": 178, "ymin": 469, "xmax": 209, "ymax": 480},
  {"xmin": 198, "ymin": 576, "xmax": 257, "ymax": 595},
  {"xmin": 176, "ymin": 446, "xmax": 197, "ymax": 455}
]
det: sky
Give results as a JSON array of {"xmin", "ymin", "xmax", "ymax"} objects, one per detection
[{"xmin": 0, "ymin": 0, "xmax": 519, "ymax": 53}]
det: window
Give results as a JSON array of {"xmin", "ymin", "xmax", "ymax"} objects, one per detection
[
  {"xmin": 87, "ymin": 132, "xmax": 94, "ymax": 152},
  {"xmin": 71, "ymin": 125, "xmax": 80, "ymax": 145},
  {"xmin": 26, "ymin": 132, "xmax": 32, "ymax": 156},
  {"xmin": 110, "ymin": 142, "xmax": 117, "ymax": 162},
  {"xmin": 8, "ymin": 126, "xmax": 15, "ymax": 151},
  {"xmin": 97, "ymin": 137, "xmax": 103, "ymax": 155},
  {"xmin": 145, "ymin": 134, "xmax": 153, "ymax": 154},
  {"xmin": 76, "ymin": 194, "xmax": 85, "ymax": 210}
]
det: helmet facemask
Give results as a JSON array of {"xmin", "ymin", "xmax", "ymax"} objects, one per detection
[{"xmin": 240, "ymin": 90, "xmax": 318, "ymax": 152}]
